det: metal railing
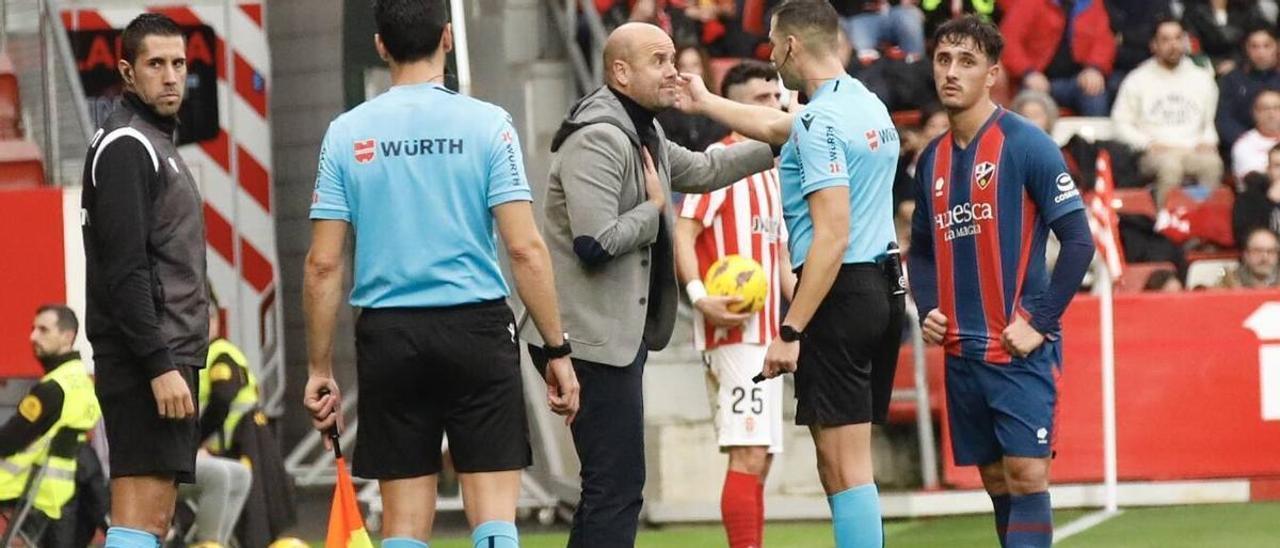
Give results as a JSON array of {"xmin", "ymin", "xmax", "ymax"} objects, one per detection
[
  {"xmin": 1, "ymin": 0, "xmax": 95, "ymax": 186},
  {"xmin": 546, "ymin": 0, "xmax": 607, "ymax": 94}
]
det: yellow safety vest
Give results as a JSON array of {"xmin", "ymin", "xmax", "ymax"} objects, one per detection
[
  {"xmin": 923, "ymin": 0, "xmax": 996, "ymax": 16},
  {"xmin": 200, "ymin": 338, "xmax": 261, "ymax": 454},
  {"xmin": 0, "ymin": 358, "xmax": 101, "ymax": 519}
]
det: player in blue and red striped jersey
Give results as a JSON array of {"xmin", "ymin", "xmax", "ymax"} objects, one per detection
[{"xmin": 907, "ymin": 16, "xmax": 1095, "ymax": 548}]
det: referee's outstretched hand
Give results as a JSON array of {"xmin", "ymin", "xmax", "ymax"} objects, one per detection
[
  {"xmin": 544, "ymin": 357, "xmax": 580, "ymax": 425},
  {"xmin": 672, "ymin": 72, "xmax": 708, "ymax": 115},
  {"xmin": 151, "ymin": 369, "xmax": 195, "ymax": 420},
  {"xmin": 304, "ymin": 375, "xmax": 343, "ymax": 450}
]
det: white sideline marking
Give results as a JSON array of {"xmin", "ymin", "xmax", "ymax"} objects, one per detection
[{"xmin": 1053, "ymin": 509, "xmax": 1122, "ymax": 544}]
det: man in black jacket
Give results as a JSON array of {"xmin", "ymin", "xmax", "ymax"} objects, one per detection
[
  {"xmin": 1218, "ymin": 27, "xmax": 1280, "ymax": 159},
  {"xmin": 79, "ymin": 13, "xmax": 208, "ymax": 547}
]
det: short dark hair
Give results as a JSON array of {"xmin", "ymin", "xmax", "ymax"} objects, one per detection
[
  {"xmin": 374, "ymin": 0, "xmax": 449, "ymax": 63},
  {"xmin": 720, "ymin": 60, "xmax": 778, "ymax": 97},
  {"xmin": 1246, "ymin": 25, "xmax": 1278, "ymax": 43},
  {"xmin": 919, "ymin": 101, "xmax": 946, "ymax": 130},
  {"xmin": 1152, "ymin": 14, "xmax": 1184, "ymax": 38},
  {"xmin": 36, "ymin": 304, "xmax": 78, "ymax": 337},
  {"xmin": 121, "ymin": 13, "xmax": 184, "ymax": 65},
  {"xmin": 934, "ymin": 15, "xmax": 1003, "ymax": 63},
  {"xmin": 770, "ymin": 0, "xmax": 839, "ymax": 47},
  {"xmin": 1143, "ymin": 269, "xmax": 1180, "ymax": 291}
]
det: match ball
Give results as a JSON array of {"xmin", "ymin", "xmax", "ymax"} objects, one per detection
[{"xmin": 704, "ymin": 255, "xmax": 768, "ymax": 314}]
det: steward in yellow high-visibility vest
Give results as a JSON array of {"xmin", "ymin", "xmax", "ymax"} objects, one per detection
[
  {"xmin": 0, "ymin": 306, "xmax": 102, "ymax": 523},
  {"xmin": 201, "ymin": 289, "xmax": 300, "ymax": 548}
]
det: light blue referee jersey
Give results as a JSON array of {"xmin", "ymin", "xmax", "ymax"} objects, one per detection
[
  {"xmin": 778, "ymin": 74, "xmax": 899, "ymax": 267},
  {"xmin": 310, "ymin": 82, "xmax": 532, "ymax": 308}
]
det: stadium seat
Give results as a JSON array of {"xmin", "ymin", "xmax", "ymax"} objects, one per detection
[
  {"xmin": 1185, "ymin": 258, "xmax": 1237, "ymax": 289},
  {"xmin": 1113, "ymin": 188, "xmax": 1157, "ymax": 219},
  {"xmin": 0, "ymin": 53, "xmax": 18, "ymax": 139},
  {"xmin": 888, "ymin": 340, "xmax": 944, "ymax": 424},
  {"xmin": 891, "ymin": 109, "xmax": 921, "ymax": 129},
  {"xmin": 1116, "ymin": 261, "xmax": 1176, "ymax": 293},
  {"xmin": 0, "ymin": 101, "xmax": 17, "ymax": 140},
  {"xmin": 0, "ymin": 140, "xmax": 45, "ymax": 188},
  {"xmin": 707, "ymin": 57, "xmax": 743, "ymax": 92}
]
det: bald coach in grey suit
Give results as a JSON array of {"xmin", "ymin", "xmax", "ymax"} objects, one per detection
[{"xmin": 521, "ymin": 23, "xmax": 775, "ymax": 548}]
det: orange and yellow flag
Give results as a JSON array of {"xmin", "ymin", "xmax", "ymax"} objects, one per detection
[{"xmin": 326, "ymin": 456, "xmax": 374, "ymax": 548}]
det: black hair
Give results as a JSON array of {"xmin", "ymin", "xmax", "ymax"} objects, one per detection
[
  {"xmin": 1151, "ymin": 14, "xmax": 1184, "ymax": 39},
  {"xmin": 1245, "ymin": 25, "xmax": 1278, "ymax": 42},
  {"xmin": 120, "ymin": 13, "xmax": 184, "ymax": 65},
  {"xmin": 918, "ymin": 102, "xmax": 947, "ymax": 130},
  {"xmin": 770, "ymin": 0, "xmax": 839, "ymax": 43},
  {"xmin": 36, "ymin": 304, "xmax": 78, "ymax": 338},
  {"xmin": 720, "ymin": 60, "xmax": 778, "ymax": 97},
  {"xmin": 933, "ymin": 15, "xmax": 1003, "ymax": 63},
  {"xmin": 374, "ymin": 0, "xmax": 449, "ymax": 63},
  {"xmin": 1143, "ymin": 269, "xmax": 1179, "ymax": 291}
]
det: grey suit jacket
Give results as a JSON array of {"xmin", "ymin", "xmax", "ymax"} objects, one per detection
[{"xmin": 520, "ymin": 87, "xmax": 775, "ymax": 366}]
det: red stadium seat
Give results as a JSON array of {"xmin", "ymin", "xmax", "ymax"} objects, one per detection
[
  {"xmin": 1113, "ymin": 187, "xmax": 1157, "ymax": 219},
  {"xmin": 0, "ymin": 53, "xmax": 18, "ymax": 139},
  {"xmin": 707, "ymin": 57, "xmax": 744, "ymax": 94},
  {"xmin": 891, "ymin": 109, "xmax": 921, "ymax": 129},
  {"xmin": 1116, "ymin": 261, "xmax": 1177, "ymax": 293},
  {"xmin": 888, "ymin": 340, "xmax": 945, "ymax": 424},
  {"xmin": 0, "ymin": 140, "xmax": 45, "ymax": 188}
]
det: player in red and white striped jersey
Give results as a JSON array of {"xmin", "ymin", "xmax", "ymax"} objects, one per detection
[{"xmin": 674, "ymin": 60, "xmax": 797, "ymax": 548}]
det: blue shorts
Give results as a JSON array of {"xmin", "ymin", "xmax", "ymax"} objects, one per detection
[{"xmin": 945, "ymin": 341, "xmax": 1061, "ymax": 466}]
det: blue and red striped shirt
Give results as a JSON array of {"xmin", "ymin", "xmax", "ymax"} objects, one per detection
[{"xmin": 908, "ymin": 108, "xmax": 1085, "ymax": 364}]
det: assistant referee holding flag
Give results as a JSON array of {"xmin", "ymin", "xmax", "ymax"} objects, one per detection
[
  {"xmin": 303, "ymin": 2, "xmax": 578, "ymax": 548},
  {"xmin": 80, "ymin": 13, "xmax": 208, "ymax": 548},
  {"xmin": 677, "ymin": 1, "xmax": 906, "ymax": 546}
]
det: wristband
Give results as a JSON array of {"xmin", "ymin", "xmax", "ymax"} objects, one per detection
[{"xmin": 685, "ymin": 280, "xmax": 708, "ymax": 303}]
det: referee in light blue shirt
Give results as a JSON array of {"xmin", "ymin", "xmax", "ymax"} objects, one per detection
[
  {"xmin": 301, "ymin": 2, "xmax": 578, "ymax": 547},
  {"xmin": 675, "ymin": 1, "xmax": 906, "ymax": 546}
]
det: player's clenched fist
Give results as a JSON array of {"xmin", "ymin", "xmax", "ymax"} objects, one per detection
[{"xmin": 921, "ymin": 309, "xmax": 948, "ymax": 346}]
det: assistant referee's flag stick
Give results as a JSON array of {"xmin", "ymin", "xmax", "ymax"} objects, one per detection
[{"xmin": 326, "ymin": 422, "xmax": 374, "ymax": 546}]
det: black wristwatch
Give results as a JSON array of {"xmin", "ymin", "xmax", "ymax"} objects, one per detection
[
  {"xmin": 544, "ymin": 333, "xmax": 573, "ymax": 359},
  {"xmin": 779, "ymin": 325, "xmax": 803, "ymax": 343}
]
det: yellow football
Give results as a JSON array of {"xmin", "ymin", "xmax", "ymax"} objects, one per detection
[{"xmin": 704, "ymin": 255, "xmax": 768, "ymax": 314}]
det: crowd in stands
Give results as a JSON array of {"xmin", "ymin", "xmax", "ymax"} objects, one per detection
[{"xmin": 583, "ymin": 0, "xmax": 1280, "ymax": 291}]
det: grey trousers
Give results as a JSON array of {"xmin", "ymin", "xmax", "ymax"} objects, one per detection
[{"xmin": 178, "ymin": 453, "xmax": 252, "ymax": 544}]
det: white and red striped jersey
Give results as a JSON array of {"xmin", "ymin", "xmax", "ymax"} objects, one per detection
[{"xmin": 679, "ymin": 135, "xmax": 787, "ymax": 351}]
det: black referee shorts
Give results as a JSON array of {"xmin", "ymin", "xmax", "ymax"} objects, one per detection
[
  {"xmin": 794, "ymin": 263, "xmax": 905, "ymax": 426},
  {"xmin": 352, "ymin": 300, "xmax": 531, "ymax": 479},
  {"xmin": 96, "ymin": 360, "xmax": 199, "ymax": 483}
]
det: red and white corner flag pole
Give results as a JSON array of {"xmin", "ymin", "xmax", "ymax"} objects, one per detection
[
  {"xmin": 1087, "ymin": 150, "xmax": 1124, "ymax": 513},
  {"xmin": 1097, "ymin": 267, "xmax": 1119, "ymax": 513}
]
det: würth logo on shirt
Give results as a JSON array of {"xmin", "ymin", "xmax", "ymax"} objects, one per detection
[
  {"xmin": 353, "ymin": 139, "xmax": 377, "ymax": 164},
  {"xmin": 973, "ymin": 161, "xmax": 995, "ymax": 190},
  {"xmin": 865, "ymin": 129, "xmax": 880, "ymax": 151}
]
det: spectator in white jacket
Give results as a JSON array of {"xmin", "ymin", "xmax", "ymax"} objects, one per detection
[
  {"xmin": 1112, "ymin": 17, "xmax": 1222, "ymax": 206},
  {"xmin": 1232, "ymin": 89, "xmax": 1280, "ymax": 180}
]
